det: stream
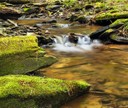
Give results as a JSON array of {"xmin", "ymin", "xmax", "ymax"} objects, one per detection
[
  {"xmin": 41, "ymin": 44, "xmax": 128, "ymax": 108},
  {"xmin": 16, "ymin": 19, "xmax": 128, "ymax": 108}
]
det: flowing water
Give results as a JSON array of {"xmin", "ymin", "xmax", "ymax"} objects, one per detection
[
  {"xmin": 16, "ymin": 19, "xmax": 128, "ymax": 108},
  {"xmin": 40, "ymin": 44, "xmax": 128, "ymax": 108},
  {"xmin": 52, "ymin": 35, "xmax": 102, "ymax": 52}
]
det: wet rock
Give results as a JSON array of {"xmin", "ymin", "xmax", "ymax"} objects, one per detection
[
  {"xmin": 23, "ymin": 7, "xmax": 40, "ymax": 15},
  {"xmin": 94, "ymin": 11, "xmax": 128, "ymax": 25},
  {"xmin": 69, "ymin": 14, "xmax": 79, "ymax": 22},
  {"xmin": 90, "ymin": 18, "xmax": 128, "ymax": 44},
  {"xmin": 85, "ymin": 4, "xmax": 94, "ymax": 10},
  {"xmin": 76, "ymin": 15, "xmax": 88, "ymax": 24},
  {"xmin": 110, "ymin": 33, "xmax": 128, "ymax": 44},
  {"xmin": 101, "ymin": 97, "xmax": 112, "ymax": 104},
  {"xmin": 69, "ymin": 33, "xmax": 78, "ymax": 44},
  {"xmin": 0, "ymin": 6, "xmax": 22, "ymax": 19},
  {"xmin": 69, "ymin": 14, "xmax": 89, "ymax": 24},
  {"xmin": 99, "ymin": 29, "xmax": 117, "ymax": 43},
  {"xmin": 37, "ymin": 36, "xmax": 53, "ymax": 46},
  {"xmin": 90, "ymin": 25, "xmax": 110, "ymax": 40},
  {"xmin": 46, "ymin": 5, "xmax": 62, "ymax": 12}
]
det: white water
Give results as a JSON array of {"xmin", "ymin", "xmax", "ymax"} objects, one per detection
[{"xmin": 52, "ymin": 35, "xmax": 102, "ymax": 52}]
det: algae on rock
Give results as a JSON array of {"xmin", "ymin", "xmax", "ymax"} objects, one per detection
[
  {"xmin": 0, "ymin": 75, "xmax": 90, "ymax": 108},
  {"xmin": 0, "ymin": 36, "xmax": 57, "ymax": 75}
]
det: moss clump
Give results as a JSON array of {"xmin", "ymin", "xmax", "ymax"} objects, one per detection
[
  {"xmin": 0, "ymin": 36, "xmax": 41, "ymax": 57},
  {"xmin": 0, "ymin": 75, "xmax": 90, "ymax": 108}
]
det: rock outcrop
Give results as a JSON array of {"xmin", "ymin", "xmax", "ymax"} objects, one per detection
[{"xmin": 0, "ymin": 36, "xmax": 57, "ymax": 75}]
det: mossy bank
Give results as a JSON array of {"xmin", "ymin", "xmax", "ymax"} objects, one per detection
[
  {"xmin": 0, "ymin": 75, "xmax": 90, "ymax": 108},
  {"xmin": 0, "ymin": 36, "xmax": 57, "ymax": 75}
]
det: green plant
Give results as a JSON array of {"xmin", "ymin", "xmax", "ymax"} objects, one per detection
[{"xmin": 63, "ymin": 0, "xmax": 77, "ymax": 7}]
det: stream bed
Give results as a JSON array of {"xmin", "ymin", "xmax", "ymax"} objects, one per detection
[
  {"xmin": 16, "ymin": 19, "xmax": 128, "ymax": 108},
  {"xmin": 40, "ymin": 44, "xmax": 128, "ymax": 108}
]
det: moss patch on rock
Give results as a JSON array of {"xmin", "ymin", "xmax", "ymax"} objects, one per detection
[
  {"xmin": 0, "ymin": 36, "xmax": 39, "ymax": 57},
  {"xmin": 0, "ymin": 36, "xmax": 57, "ymax": 75},
  {"xmin": 95, "ymin": 11, "xmax": 128, "ymax": 25},
  {"xmin": 0, "ymin": 75, "xmax": 90, "ymax": 108},
  {"xmin": 110, "ymin": 18, "xmax": 128, "ymax": 27}
]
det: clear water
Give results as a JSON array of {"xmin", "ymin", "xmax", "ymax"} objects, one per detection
[
  {"xmin": 16, "ymin": 18, "xmax": 128, "ymax": 108},
  {"xmin": 40, "ymin": 45, "xmax": 128, "ymax": 108}
]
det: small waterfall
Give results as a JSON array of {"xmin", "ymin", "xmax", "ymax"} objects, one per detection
[
  {"xmin": 77, "ymin": 36, "xmax": 91, "ymax": 45},
  {"xmin": 52, "ymin": 35, "xmax": 102, "ymax": 52}
]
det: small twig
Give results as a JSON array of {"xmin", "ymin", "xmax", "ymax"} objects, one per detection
[{"xmin": 7, "ymin": 19, "xmax": 18, "ymax": 27}]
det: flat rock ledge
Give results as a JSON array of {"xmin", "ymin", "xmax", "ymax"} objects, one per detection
[{"xmin": 0, "ymin": 75, "xmax": 90, "ymax": 108}]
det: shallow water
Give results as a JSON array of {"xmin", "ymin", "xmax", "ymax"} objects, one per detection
[
  {"xmin": 40, "ymin": 45, "xmax": 128, "ymax": 108},
  {"xmin": 16, "ymin": 18, "xmax": 128, "ymax": 108}
]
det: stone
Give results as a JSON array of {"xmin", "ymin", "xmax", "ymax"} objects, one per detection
[
  {"xmin": 0, "ymin": 6, "xmax": 22, "ymax": 19},
  {"xmin": 94, "ymin": 11, "xmax": 128, "ymax": 25},
  {"xmin": 0, "ymin": 36, "xmax": 57, "ymax": 75},
  {"xmin": 0, "ymin": 75, "xmax": 90, "ymax": 108}
]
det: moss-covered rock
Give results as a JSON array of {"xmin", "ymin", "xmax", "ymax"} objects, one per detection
[
  {"xmin": 0, "ymin": 36, "xmax": 57, "ymax": 75},
  {"xmin": 94, "ymin": 11, "xmax": 128, "ymax": 25},
  {"xmin": 90, "ymin": 18, "xmax": 128, "ymax": 44},
  {"xmin": 90, "ymin": 25, "xmax": 110, "ymax": 40},
  {"xmin": 110, "ymin": 18, "xmax": 128, "ymax": 28},
  {"xmin": 0, "ymin": 75, "xmax": 90, "ymax": 108}
]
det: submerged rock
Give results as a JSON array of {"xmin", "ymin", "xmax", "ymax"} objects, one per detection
[
  {"xmin": 0, "ymin": 36, "xmax": 57, "ymax": 75},
  {"xmin": 0, "ymin": 75, "xmax": 90, "ymax": 108}
]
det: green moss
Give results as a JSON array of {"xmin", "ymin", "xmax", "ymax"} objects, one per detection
[
  {"xmin": 0, "ymin": 36, "xmax": 41, "ymax": 57},
  {"xmin": 0, "ymin": 36, "xmax": 57, "ymax": 75},
  {"xmin": 105, "ymin": 29, "xmax": 114, "ymax": 33},
  {"xmin": 0, "ymin": 54, "xmax": 57, "ymax": 75},
  {"xmin": 0, "ymin": 75, "xmax": 90, "ymax": 108},
  {"xmin": 95, "ymin": 11, "xmax": 128, "ymax": 21},
  {"xmin": 0, "ymin": 99, "xmax": 38, "ymax": 108},
  {"xmin": 110, "ymin": 18, "xmax": 128, "ymax": 27},
  {"xmin": 0, "ymin": 4, "xmax": 6, "ymax": 10},
  {"xmin": 63, "ymin": 0, "xmax": 77, "ymax": 7},
  {"xmin": 23, "ymin": 7, "xmax": 31, "ymax": 12},
  {"xmin": 110, "ymin": 34, "xmax": 117, "ymax": 40}
]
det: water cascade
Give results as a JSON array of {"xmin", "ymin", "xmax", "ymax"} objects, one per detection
[{"xmin": 52, "ymin": 35, "xmax": 102, "ymax": 52}]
